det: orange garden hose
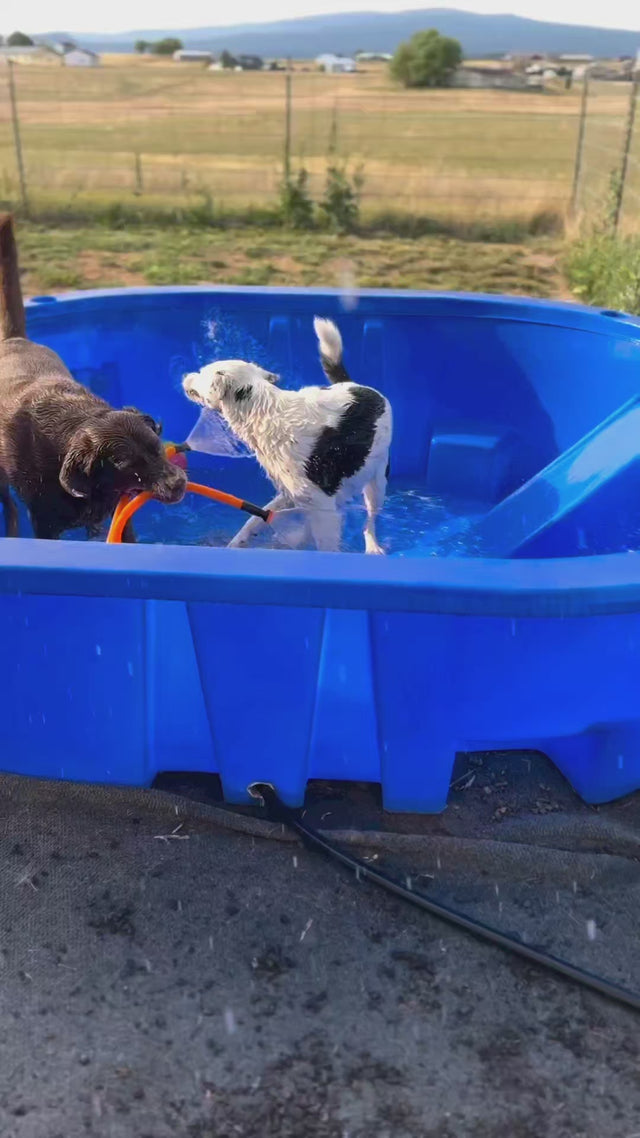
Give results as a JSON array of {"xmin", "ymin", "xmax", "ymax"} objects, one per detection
[
  {"xmin": 106, "ymin": 444, "xmax": 274, "ymax": 544},
  {"xmin": 107, "ymin": 482, "xmax": 275, "ymax": 543}
]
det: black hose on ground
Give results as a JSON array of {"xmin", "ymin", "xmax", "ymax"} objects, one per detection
[{"xmin": 253, "ymin": 783, "xmax": 640, "ymax": 1014}]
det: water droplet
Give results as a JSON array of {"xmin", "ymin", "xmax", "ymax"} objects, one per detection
[
  {"xmin": 586, "ymin": 919, "xmax": 597, "ymax": 941},
  {"xmin": 618, "ymin": 754, "xmax": 624, "ymax": 769},
  {"xmin": 95, "ymin": 645, "xmax": 102, "ymax": 657},
  {"xmin": 223, "ymin": 1008, "xmax": 237, "ymax": 1035}
]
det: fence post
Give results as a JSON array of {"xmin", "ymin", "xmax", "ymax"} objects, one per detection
[
  {"xmin": 134, "ymin": 152, "xmax": 144, "ymax": 195},
  {"xmin": 613, "ymin": 75, "xmax": 639, "ymax": 233},
  {"xmin": 283, "ymin": 60, "xmax": 292, "ymax": 180},
  {"xmin": 7, "ymin": 60, "xmax": 29, "ymax": 215},
  {"xmin": 570, "ymin": 70, "xmax": 590, "ymax": 216},
  {"xmin": 328, "ymin": 101, "xmax": 338, "ymax": 157}
]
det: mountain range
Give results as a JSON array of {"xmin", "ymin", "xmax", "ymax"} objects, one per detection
[{"xmin": 37, "ymin": 9, "xmax": 640, "ymax": 59}]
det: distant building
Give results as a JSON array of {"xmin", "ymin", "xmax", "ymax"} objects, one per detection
[
  {"xmin": 0, "ymin": 44, "xmax": 55, "ymax": 64},
  {"xmin": 316, "ymin": 53, "xmax": 357, "ymax": 74},
  {"xmin": 452, "ymin": 66, "xmax": 529, "ymax": 90},
  {"xmin": 355, "ymin": 51, "xmax": 392, "ymax": 62},
  {"xmin": 63, "ymin": 47, "xmax": 100, "ymax": 67},
  {"xmin": 558, "ymin": 53, "xmax": 594, "ymax": 63},
  {"xmin": 173, "ymin": 49, "xmax": 213, "ymax": 63}
]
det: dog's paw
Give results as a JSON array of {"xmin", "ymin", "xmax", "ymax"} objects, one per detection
[
  {"xmin": 365, "ymin": 539, "xmax": 386, "ymax": 555},
  {"xmin": 227, "ymin": 535, "xmax": 249, "ymax": 549}
]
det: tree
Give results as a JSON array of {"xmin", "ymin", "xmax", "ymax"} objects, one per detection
[
  {"xmin": 220, "ymin": 49, "xmax": 237, "ymax": 69},
  {"xmin": 7, "ymin": 31, "xmax": 34, "ymax": 46},
  {"xmin": 152, "ymin": 37, "xmax": 183, "ymax": 55},
  {"xmin": 390, "ymin": 29, "xmax": 462, "ymax": 88},
  {"xmin": 134, "ymin": 39, "xmax": 150, "ymax": 53}
]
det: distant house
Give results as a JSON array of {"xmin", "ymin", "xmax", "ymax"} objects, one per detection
[
  {"xmin": 452, "ymin": 66, "xmax": 529, "ymax": 90},
  {"xmin": 355, "ymin": 51, "xmax": 392, "ymax": 62},
  {"xmin": 173, "ymin": 49, "xmax": 213, "ymax": 63},
  {"xmin": 316, "ymin": 53, "xmax": 357, "ymax": 74},
  {"xmin": 63, "ymin": 47, "xmax": 100, "ymax": 67},
  {"xmin": 558, "ymin": 53, "xmax": 594, "ymax": 63},
  {"xmin": 0, "ymin": 44, "xmax": 56, "ymax": 64},
  {"xmin": 48, "ymin": 40, "xmax": 101, "ymax": 66}
]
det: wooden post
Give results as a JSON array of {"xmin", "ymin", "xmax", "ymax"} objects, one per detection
[
  {"xmin": 134, "ymin": 152, "xmax": 144, "ymax": 195},
  {"xmin": 284, "ymin": 61, "xmax": 292, "ymax": 180},
  {"xmin": 7, "ymin": 60, "xmax": 29, "ymax": 215},
  {"xmin": 570, "ymin": 71, "xmax": 590, "ymax": 216},
  {"xmin": 613, "ymin": 76, "xmax": 639, "ymax": 232}
]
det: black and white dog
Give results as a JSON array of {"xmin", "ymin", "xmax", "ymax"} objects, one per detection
[{"xmin": 182, "ymin": 318, "xmax": 392, "ymax": 553}]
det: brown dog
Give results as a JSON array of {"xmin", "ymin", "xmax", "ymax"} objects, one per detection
[{"xmin": 0, "ymin": 214, "xmax": 186, "ymax": 540}]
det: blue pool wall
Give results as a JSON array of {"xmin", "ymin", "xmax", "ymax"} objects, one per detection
[{"xmin": 1, "ymin": 286, "xmax": 639, "ymax": 813}]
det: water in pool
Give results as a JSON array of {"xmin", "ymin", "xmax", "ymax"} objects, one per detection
[{"xmin": 121, "ymin": 477, "xmax": 482, "ymax": 558}]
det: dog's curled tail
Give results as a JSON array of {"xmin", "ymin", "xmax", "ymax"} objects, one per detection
[
  {"xmin": 0, "ymin": 214, "xmax": 25, "ymax": 341},
  {"xmin": 313, "ymin": 317, "xmax": 352, "ymax": 384}
]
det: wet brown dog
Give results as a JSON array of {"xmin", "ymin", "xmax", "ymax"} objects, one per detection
[{"xmin": 0, "ymin": 214, "xmax": 185, "ymax": 540}]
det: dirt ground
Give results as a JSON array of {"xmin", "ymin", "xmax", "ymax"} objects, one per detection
[{"xmin": 0, "ymin": 751, "xmax": 639, "ymax": 1138}]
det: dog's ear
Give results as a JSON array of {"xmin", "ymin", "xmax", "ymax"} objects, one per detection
[
  {"xmin": 123, "ymin": 407, "xmax": 163, "ymax": 436},
  {"xmin": 59, "ymin": 431, "xmax": 98, "ymax": 499}
]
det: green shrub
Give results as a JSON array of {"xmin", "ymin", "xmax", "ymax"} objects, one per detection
[
  {"xmin": 319, "ymin": 164, "xmax": 364, "ymax": 233},
  {"xmin": 566, "ymin": 171, "xmax": 640, "ymax": 315},
  {"xmin": 278, "ymin": 168, "xmax": 315, "ymax": 230},
  {"xmin": 566, "ymin": 232, "xmax": 640, "ymax": 314}
]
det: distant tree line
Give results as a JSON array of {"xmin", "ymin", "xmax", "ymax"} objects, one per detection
[
  {"xmin": 135, "ymin": 37, "xmax": 184, "ymax": 55},
  {"xmin": 1, "ymin": 31, "xmax": 35, "ymax": 46}
]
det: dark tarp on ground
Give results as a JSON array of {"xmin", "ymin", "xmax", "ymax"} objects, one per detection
[{"xmin": 0, "ymin": 751, "xmax": 639, "ymax": 1137}]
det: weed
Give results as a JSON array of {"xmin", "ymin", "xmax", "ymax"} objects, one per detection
[
  {"xmin": 320, "ymin": 164, "xmax": 364, "ymax": 234},
  {"xmin": 566, "ymin": 175, "xmax": 640, "ymax": 315},
  {"xmin": 278, "ymin": 168, "xmax": 315, "ymax": 230}
]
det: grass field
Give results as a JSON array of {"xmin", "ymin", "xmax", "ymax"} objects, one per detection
[
  {"xmin": 0, "ymin": 58, "xmax": 597, "ymax": 226},
  {"xmin": 16, "ymin": 220, "xmax": 565, "ymax": 299}
]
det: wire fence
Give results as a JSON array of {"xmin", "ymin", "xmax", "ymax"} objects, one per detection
[
  {"xmin": 572, "ymin": 75, "xmax": 640, "ymax": 233},
  {"xmin": 0, "ymin": 57, "xmax": 614, "ymax": 228}
]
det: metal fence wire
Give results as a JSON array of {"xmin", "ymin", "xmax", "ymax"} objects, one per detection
[
  {"xmin": 0, "ymin": 57, "xmax": 638, "ymax": 228},
  {"xmin": 572, "ymin": 74, "xmax": 640, "ymax": 233}
]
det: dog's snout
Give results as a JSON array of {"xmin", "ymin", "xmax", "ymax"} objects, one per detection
[
  {"xmin": 182, "ymin": 375, "xmax": 204, "ymax": 404},
  {"xmin": 154, "ymin": 465, "xmax": 187, "ymax": 504}
]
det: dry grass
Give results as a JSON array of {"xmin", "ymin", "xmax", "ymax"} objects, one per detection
[
  {"xmin": 0, "ymin": 58, "xmax": 586, "ymax": 224},
  {"xmin": 1, "ymin": 60, "xmax": 635, "ymax": 227}
]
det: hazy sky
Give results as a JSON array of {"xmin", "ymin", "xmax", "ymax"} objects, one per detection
[{"xmin": 3, "ymin": 0, "xmax": 640, "ymax": 36}]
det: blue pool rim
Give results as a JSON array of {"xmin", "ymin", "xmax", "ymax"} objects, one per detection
[{"xmin": 11, "ymin": 285, "xmax": 640, "ymax": 620}]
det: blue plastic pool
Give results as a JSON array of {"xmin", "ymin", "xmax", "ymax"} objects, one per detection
[{"xmin": 4, "ymin": 286, "xmax": 640, "ymax": 812}]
